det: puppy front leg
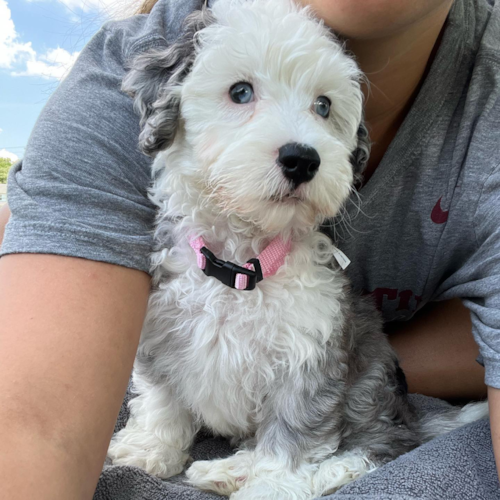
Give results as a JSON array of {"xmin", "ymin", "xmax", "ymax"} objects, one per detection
[
  {"xmin": 188, "ymin": 368, "xmax": 345, "ymax": 499},
  {"xmin": 108, "ymin": 377, "xmax": 197, "ymax": 479},
  {"xmin": 228, "ymin": 378, "xmax": 345, "ymax": 500}
]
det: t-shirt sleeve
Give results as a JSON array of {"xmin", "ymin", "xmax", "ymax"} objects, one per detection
[
  {"xmin": 467, "ymin": 163, "xmax": 500, "ymax": 388},
  {"xmin": 0, "ymin": 25, "xmax": 157, "ymax": 273},
  {"xmin": 437, "ymin": 162, "xmax": 500, "ymax": 388}
]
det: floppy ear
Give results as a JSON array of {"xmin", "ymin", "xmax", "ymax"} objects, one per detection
[
  {"xmin": 123, "ymin": 6, "xmax": 214, "ymax": 156},
  {"xmin": 350, "ymin": 121, "xmax": 371, "ymax": 179}
]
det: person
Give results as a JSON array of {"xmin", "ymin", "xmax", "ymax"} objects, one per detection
[{"xmin": 0, "ymin": 0, "xmax": 498, "ymax": 498}]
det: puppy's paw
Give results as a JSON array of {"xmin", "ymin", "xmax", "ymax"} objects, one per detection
[
  {"xmin": 229, "ymin": 458, "xmax": 315, "ymax": 500},
  {"xmin": 312, "ymin": 450, "xmax": 376, "ymax": 496},
  {"xmin": 186, "ymin": 452, "xmax": 252, "ymax": 496},
  {"xmin": 230, "ymin": 476, "xmax": 313, "ymax": 500},
  {"xmin": 108, "ymin": 424, "xmax": 189, "ymax": 479}
]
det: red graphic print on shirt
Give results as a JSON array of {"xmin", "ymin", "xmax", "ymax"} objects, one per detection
[{"xmin": 431, "ymin": 197, "xmax": 449, "ymax": 224}]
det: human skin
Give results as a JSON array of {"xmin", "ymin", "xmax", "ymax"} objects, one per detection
[
  {"xmin": 0, "ymin": 203, "xmax": 8, "ymax": 244},
  {"xmin": 0, "ymin": 1, "xmax": 493, "ymax": 498},
  {"xmin": 490, "ymin": 387, "xmax": 500, "ymax": 481},
  {"xmin": 0, "ymin": 224, "xmax": 150, "ymax": 499},
  {"xmin": 298, "ymin": 0, "xmax": 455, "ymax": 179}
]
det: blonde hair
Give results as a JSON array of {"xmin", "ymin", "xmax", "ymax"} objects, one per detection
[{"xmin": 137, "ymin": 0, "xmax": 159, "ymax": 14}]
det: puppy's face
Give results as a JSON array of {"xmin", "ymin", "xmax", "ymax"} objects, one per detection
[
  {"xmin": 180, "ymin": 0, "xmax": 364, "ymax": 233},
  {"xmin": 126, "ymin": 0, "xmax": 367, "ymax": 234}
]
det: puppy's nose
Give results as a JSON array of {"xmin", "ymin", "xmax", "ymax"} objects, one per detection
[{"xmin": 278, "ymin": 143, "xmax": 321, "ymax": 187}]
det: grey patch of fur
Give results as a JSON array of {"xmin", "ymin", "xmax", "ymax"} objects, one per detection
[
  {"xmin": 247, "ymin": 289, "xmax": 421, "ymax": 469},
  {"xmin": 255, "ymin": 345, "xmax": 348, "ymax": 467},
  {"xmin": 338, "ymin": 294, "xmax": 421, "ymax": 463},
  {"xmin": 122, "ymin": 6, "xmax": 214, "ymax": 156},
  {"xmin": 351, "ymin": 122, "xmax": 371, "ymax": 178},
  {"xmin": 418, "ymin": 400, "xmax": 488, "ymax": 441}
]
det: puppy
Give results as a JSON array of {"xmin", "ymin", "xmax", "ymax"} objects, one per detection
[{"xmin": 108, "ymin": 1, "xmax": 487, "ymax": 498}]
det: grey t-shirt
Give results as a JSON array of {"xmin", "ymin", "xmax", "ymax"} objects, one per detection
[{"xmin": 2, "ymin": 0, "xmax": 500, "ymax": 386}]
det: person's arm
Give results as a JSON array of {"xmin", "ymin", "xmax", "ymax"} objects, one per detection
[
  {"xmin": 489, "ymin": 387, "xmax": 500, "ymax": 481},
  {"xmin": 0, "ymin": 204, "xmax": 10, "ymax": 246},
  {"xmin": 388, "ymin": 298, "xmax": 487, "ymax": 401},
  {"xmin": 0, "ymin": 16, "xmax": 160, "ymax": 500},
  {"xmin": 0, "ymin": 253, "xmax": 150, "ymax": 500}
]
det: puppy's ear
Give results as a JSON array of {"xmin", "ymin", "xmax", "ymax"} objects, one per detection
[
  {"xmin": 350, "ymin": 121, "xmax": 371, "ymax": 179},
  {"xmin": 123, "ymin": 7, "xmax": 214, "ymax": 156}
]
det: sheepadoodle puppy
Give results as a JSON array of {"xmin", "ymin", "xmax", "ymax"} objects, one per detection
[{"xmin": 108, "ymin": 0, "xmax": 487, "ymax": 498}]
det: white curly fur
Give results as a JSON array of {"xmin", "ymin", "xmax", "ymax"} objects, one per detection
[{"xmin": 108, "ymin": 0, "xmax": 375, "ymax": 498}]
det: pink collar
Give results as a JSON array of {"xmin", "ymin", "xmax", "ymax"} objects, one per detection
[{"xmin": 189, "ymin": 235, "xmax": 291, "ymax": 290}]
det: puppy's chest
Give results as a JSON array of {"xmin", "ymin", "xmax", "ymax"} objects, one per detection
[
  {"xmin": 147, "ymin": 241, "xmax": 345, "ymax": 431},
  {"xmin": 168, "ymin": 266, "xmax": 325, "ymax": 357},
  {"xmin": 161, "ymin": 267, "xmax": 337, "ymax": 433},
  {"xmin": 163, "ymin": 260, "xmax": 343, "ymax": 376}
]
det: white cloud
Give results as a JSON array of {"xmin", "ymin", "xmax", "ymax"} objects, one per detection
[
  {"xmin": 54, "ymin": 0, "xmax": 121, "ymax": 11},
  {"xmin": 0, "ymin": 0, "xmax": 80, "ymax": 80},
  {"xmin": 0, "ymin": 149, "xmax": 19, "ymax": 162},
  {"xmin": 26, "ymin": 0, "xmax": 138, "ymax": 18},
  {"xmin": 0, "ymin": 129, "xmax": 3, "ymax": 134},
  {"xmin": 13, "ymin": 47, "xmax": 80, "ymax": 80},
  {"xmin": 0, "ymin": 0, "xmax": 36, "ymax": 69}
]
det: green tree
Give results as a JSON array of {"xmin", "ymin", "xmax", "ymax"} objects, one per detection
[{"xmin": 0, "ymin": 157, "xmax": 13, "ymax": 184}]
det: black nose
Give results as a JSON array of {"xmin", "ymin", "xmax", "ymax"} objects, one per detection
[{"xmin": 278, "ymin": 143, "xmax": 321, "ymax": 187}]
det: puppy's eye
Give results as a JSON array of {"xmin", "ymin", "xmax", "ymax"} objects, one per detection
[
  {"xmin": 314, "ymin": 96, "xmax": 331, "ymax": 118},
  {"xmin": 230, "ymin": 82, "xmax": 254, "ymax": 104}
]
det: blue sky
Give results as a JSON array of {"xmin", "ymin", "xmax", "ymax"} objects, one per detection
[{"xmin": 0, "ymin": 0, "xmax": 133, "ymax": 162}]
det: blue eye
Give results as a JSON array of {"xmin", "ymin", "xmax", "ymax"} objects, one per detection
[
  {"xmin": 314, "ymin": 96, "xmax": 331, "ymax": 118},
  {"xmin": 230, "ymin": 82, "xmax": 254, "ymax": 104}
]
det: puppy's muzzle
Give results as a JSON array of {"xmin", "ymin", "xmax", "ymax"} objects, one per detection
[{"xmin": 278, "ymin": 143, "xmax": 321, "ymax": 188}]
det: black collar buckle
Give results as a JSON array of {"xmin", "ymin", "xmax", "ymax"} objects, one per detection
[{"xmin": 200, "ymin": 247, "xmax": 263, "ymax": 291}]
